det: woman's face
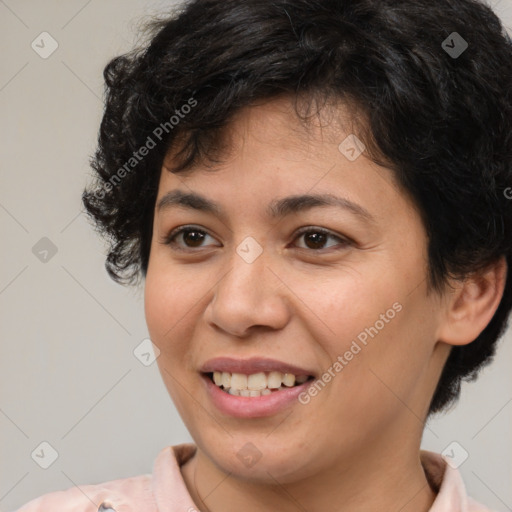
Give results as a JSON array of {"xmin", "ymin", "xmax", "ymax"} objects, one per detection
[{"xmin": 144, "ymin": 97, "xmax": 449, "ymax": 483}]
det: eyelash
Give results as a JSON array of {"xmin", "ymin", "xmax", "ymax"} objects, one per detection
[{"xmin": 161, "ymin": 225, "xmax": 351, "ymax": 253}]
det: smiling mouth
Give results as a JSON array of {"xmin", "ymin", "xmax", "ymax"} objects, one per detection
[{"xmin": 204, "ymin": 371, "xmax": 315, "ymax": 397}]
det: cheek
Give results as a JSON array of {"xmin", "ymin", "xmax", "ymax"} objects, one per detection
[
  {"xmin": 323, "ymin": 292, "xmax": 437, "ymax": 428},
  {"xmin": 145, "ymin": 251, "xmax": 191, "ymax": 321},
  {"xmin": 296, "ymin": 269, "xmax": 398, "ymax": 349},
  {"xmin": 143, "ymin": 262, "xmax": 203, "ymax": 358},
  {"xmin": 144, "ymin": 265, "xmax": 202, "ymax": 413},
  {"xmin": 301, "ymin": 266, "xmax": 432, "ymax": 388}
]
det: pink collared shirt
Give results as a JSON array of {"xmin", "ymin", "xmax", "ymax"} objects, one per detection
[{"xmin": 14, "ymin": 444, "xmax": 494, "ymax": 511}]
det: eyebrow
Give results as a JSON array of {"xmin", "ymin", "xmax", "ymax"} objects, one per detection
[{"xmin": 156, "ymin": 189, "xmax": 375, "ymax": 223}]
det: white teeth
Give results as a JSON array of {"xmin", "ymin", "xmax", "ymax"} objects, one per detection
[
  {"xmin": 210, "ymin": 370, "xmax": 311, "ymax": 395},
  {"xmin": 221, "ymin": 372, "xmax": 231, "ymax": 388},
  {"xmin": 230, "ymin": 373, "xmax": 248, "ymax": 390},
  {"xmin": 247, "ymin": 372, "xmax": 267, "ymax": 390},
  {"xmin": 267, "ymin": 371, "xmax": 283, "ymax": 389},
  {"xmin": 282, "ymin": 373, "xmax": 296, "ymax": 387}
]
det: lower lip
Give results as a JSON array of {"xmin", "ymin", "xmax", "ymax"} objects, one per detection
[{"xmin": 201, "ymin": 373, "xmax": 315, "ymax": 418}]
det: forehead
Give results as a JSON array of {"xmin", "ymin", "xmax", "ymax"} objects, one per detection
[
  {"xmin": 163, "ymin": 95, "xmax": 368, "ymax": 171},
  {"xmin": 155, "ymin": 96, "xmax": 410, "ymax": 222}
]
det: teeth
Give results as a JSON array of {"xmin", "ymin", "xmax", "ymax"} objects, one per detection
[
  {"xmin": 247, "ymin": 372, "xmax": 267, "ymax": 390},
  {"xmin": 210, "ymin": 370, "xmax": 311, "ymax": 395},
  {"xmin": 221, "ymin": 372, "xmax": 231, "ymax": 388},
  {"xmin": 282, "ymin": 373, "xmax": 296, "ymax": 387},
  {"xmin": 230, "ymin": 373, "xmax": 248, "ymax": 390},
  {"xmin": 267, "ymin": 371, "xmax": 283, "ymax": 389}
]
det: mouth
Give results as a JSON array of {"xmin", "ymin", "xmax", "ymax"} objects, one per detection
[{"xmin": 203, "ymin": 371, "xmax": 315, "ymax": 398}]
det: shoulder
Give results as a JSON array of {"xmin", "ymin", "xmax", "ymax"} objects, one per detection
[
  {"xmin": 467, "ymin": 496, "xmax": 500, "ymax": 512},
  {"xmin": 13, "ymin": 444, "xmax": 197, "ymax": 512},
  {"xmin": 14, "ymin": 473, "xmax": 154, "ymax": 512}
]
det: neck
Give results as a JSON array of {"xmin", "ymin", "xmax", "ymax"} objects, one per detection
[{"xmin": 181, "ymin": 436, "xmax": 437, "ymax": 512}]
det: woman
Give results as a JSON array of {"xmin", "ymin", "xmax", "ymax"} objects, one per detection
[{"xmin": 16, "ymin": 0, "xmax": 512, "ymax": 510}]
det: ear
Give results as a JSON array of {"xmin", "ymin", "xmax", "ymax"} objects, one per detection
[{"xmin": 437, "ymin": 256, "xmax": 508, "ymax": 346}]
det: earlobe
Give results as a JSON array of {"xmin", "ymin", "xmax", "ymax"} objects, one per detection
[{"xmin": 437, "ymin": 256, "xmax": 507, "ymax": 346}]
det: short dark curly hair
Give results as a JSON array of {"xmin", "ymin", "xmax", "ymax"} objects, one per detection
[{"xmin": 82, "ymin": 0, "xmax": 512, "ymax": 417}]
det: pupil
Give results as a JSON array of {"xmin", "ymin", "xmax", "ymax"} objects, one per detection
[
  {"xmin": 184, "ymin": 230, "xmax": 204, "ymax": 247},
  {"xmin": 305, "ymin": 232, "xmax": 326, "ymax": 249}
]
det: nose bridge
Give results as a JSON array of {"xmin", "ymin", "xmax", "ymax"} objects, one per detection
[
  {"xmin": 229, "ymin": 237, "xmax": 267, "ymax": 294},
  {"xmin": 207, "ymin": 236, "xmax": 289, "ymax": 335}
]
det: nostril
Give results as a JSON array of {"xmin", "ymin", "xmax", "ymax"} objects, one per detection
[{"xmin": 98, "ymin": 503, "xmax": 117, "ymax": 512}]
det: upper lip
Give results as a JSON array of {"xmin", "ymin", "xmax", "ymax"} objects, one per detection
[{"xmin": 200, "ymin": 357, "xmax": 315, "ymax": 377}]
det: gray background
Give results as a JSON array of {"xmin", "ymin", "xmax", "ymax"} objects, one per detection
[{"xmin": 1, "ymin": 1, "xmax": 511, "ymax": 510}]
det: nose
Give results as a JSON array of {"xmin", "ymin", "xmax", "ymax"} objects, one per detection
[{"xmin": 206, "ymin": 243, "xmax": 291, "ymax": 337}]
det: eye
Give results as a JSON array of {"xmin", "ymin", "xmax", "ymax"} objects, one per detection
[
  {"xmin": 161, "ymin": 225, "xmax": 351, "ymax": 253},
  {"xmin": 161, "ymin": 225, "xmax": 220, "ymax": 251},
  {"xmin": 291, "ymin": 226, "xmax": 351, "ymax": 251}
]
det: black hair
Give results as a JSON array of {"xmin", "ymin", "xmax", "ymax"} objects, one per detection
[{"xmin": 82, "ymin": 0, "xmax": 512, "ymax": 416}]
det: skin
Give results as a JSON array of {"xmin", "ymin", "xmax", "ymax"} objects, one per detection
[{"xmin": 144, "ymin": 96, "xmax": 506, "ymax": 512}]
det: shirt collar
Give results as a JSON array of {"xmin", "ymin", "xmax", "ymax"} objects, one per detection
[
  {"xmin": 420, "ymin": 449, "xmax": 471, "ymax": 511},
  {"xmin": 152, "ymin": 443, "xmax": 198, "ymax": 512}
]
